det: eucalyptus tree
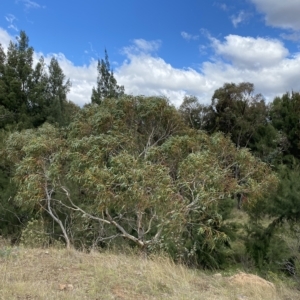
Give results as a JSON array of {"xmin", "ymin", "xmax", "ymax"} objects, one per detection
[
  {"xmin": 5, "ymin": 96, "xmax": 278, "ymax": 263},
  {"xmin": 208, "ymin": 82, "xmax": 268, "ymax": 149},
  {"xmin": 179, "ymin": 95, "xmax": 211, "ymax": 130}
]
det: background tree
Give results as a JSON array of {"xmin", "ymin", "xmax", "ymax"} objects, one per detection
[
  {"xmin": 179, "ymin": 95, "xmax": 211, "ymax": 130},
  {"xmin": 245, "ymin": 166, "xmax": 300, "ymax": 275},
  {"xmin": 0, "ymin": 32, "xmax": 75, "ymax": 129},
  {"xmin": 208, "ymin": 82, "xmax": 268, "ymax": 149},
  {"xmin": 1, "ymin": 31, "xmax": 34, "ymax": 128},
  {"xmin": 269, "ymin": 92, "xmax": 300, "ymax": 165},
  {"xmin": 0, "ymin": 129, "xmax": 22, "ymax": 241},
  {"xmin": 0, "ymin": 45, "xmax": 13, "ymax": 125},
  {"xmin": 44, "ymin": 57, "xmax": 72, "ymax": 126},
  {"xmin": 91, "ymin": 49, "xmax": 124, "ymax": 104}
]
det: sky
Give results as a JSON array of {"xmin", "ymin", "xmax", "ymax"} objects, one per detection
[{"xmin": 1, "ymin": 0, "xmax": 300, "ymax": 107}]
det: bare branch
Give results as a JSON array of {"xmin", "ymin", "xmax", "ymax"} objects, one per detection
[
  {"xmin": 60, "ymin": 186, "xmax": 110, "ymax": 224},
  {"xmin": 105, "ymin": 208, "xmax": 145, "ymax": 248}
]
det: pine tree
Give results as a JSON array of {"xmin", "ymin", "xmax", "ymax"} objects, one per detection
[
  {"xmin": 45, "ymin": 57, "xmax": 71, "ymax": 125},
  {"xmin": 91, "ymin": 49, "xmax": 124, "ymax": 104},
  {"xmin": 270, "ymin": 92, "xmax": 300, "ymax": 164},
  {"xmin": 3, "ymin": 31, "xmax": 34, "ymax": 127}
]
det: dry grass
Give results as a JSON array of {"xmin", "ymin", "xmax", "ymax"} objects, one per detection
[{"xmin": 0, "ymin": 245, "xmax": 299, "ymax": 300}]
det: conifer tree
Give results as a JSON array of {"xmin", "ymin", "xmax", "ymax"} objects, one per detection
[
  {"xmin": 4, "ymin": 31, "xmax": 34, "ymax": 127},
  {"xmin": 270, "ymin": 92, "xmax": 300, "ymax": 164},
  {"xmin": 45, "ymin": 57, "xmax": 72, "ymax": 126},
  {"xmin": 91, "ymin": 49, "xmax": 124, "ymax": 104}
]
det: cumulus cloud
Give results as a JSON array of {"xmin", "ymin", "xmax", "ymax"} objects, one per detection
[
  {"xmin": 181, "ymin": 31, "xmax": 199, "ymax": 41},
  {"xmin": 116, "ymin": 53, "xmax": 211, "ymax": 106},
  {"xmin": 200, "ymin": 55, "xmax": 300, "ymax": 102},
  {"xmin": 115, "ymin": 36, "xmax": 300, "ymax": 105},
  {"xmin": 251, "ymin": 0, "xmax": 300, "ymax": 30},
  {"xmin": 210, "ymin": 35, "xmax": 289, "ymax": 69}
]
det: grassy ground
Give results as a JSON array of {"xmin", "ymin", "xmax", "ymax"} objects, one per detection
[{"xmin": 0, "ymin": 244, "xmax": 299, "ymax": 300}]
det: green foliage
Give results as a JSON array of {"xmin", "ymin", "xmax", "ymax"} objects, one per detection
[
  {"xmin": 245, "ymin": 221, "xmax": 299, "ymax": 277},
  {"xmin": 149, "ymin": 131, "xmax": 277, "ymax": 268},
  {"xmin": 0, "ymin": 31, "xmax": 34, "ymax": 128},
  {"xmin": 268, "ymin": 167, "xmax": 300, "ymax": 223},
  {"xmin": 208, "ymin": 82, "xmax": 269, "ymax": 149},
  {"xmin": 244, "ymin": 167, "xmax": 300, "ymax": 276},
  {"xmin": 270, "ymin": 92, "xmax": 300, "ymax": 164},
  {"xmin": 29, "ymin": 57, "xmax": 73, "ymax": 127},
  {"xmin": 248, "ymin": 122, "xmax": 282, "ymax": 164},
  {"xmin": 179, "ymin": 95, "xmax": 211, "ymax": 130},
  {"xmin": 0, "ymin": 130, "xmax": 26, "ymax": 240}
]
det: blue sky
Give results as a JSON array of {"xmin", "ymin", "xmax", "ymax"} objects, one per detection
[{"xmin": 1, "ymin": 0, "xmax": 300, "ymax": 106}]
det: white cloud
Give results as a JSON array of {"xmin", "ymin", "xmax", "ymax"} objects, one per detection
[
  {"xmin": 231, "ymin": 11, "xmax": 247, "ymax": 28},
  {"xmin": 116, "ymin": 53, "xmax": 211, "ymax": 106},
  {"xmin": 115, "ymin": 36, "xmax": 300, "ymax": 105},
  {"xmin": 210, "ymin": 35, "xmax": 289, "ymax": 69},
  {"xmin": 200, "ymin": 55, "xmax": 300, "ymax": 102},
  {"xmin": 181, "ymin": 31, "xmax": 199, "ymax": 41},
  {"xmin": 251, "ymin": 0, "xmax": 300, "ymax": 30}
]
